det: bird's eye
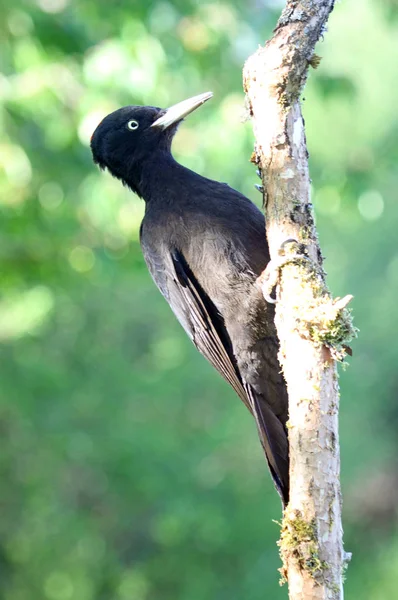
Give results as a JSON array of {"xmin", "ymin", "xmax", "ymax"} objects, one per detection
[{"xmin": 127, "ymin": 120, "xmax": 139, "ymax": 131}]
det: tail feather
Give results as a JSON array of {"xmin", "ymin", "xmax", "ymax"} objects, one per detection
[{"xmin": 244, "ymin": 384, "xmax": 289, "ymax": 506}]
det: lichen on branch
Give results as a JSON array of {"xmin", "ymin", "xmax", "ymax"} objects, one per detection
[{"xmin": 278, "ymin": 510, "xmax": 328, "ymax": 586}]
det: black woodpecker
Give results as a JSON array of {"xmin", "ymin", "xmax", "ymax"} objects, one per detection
[{"xmin": 90, "ymin": 92, "xmax": 289, "ymax": 505}]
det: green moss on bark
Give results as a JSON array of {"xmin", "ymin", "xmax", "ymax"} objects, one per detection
[{"xmin": 278, "ymin": 510, "xmax": 328, "ymax": 585}]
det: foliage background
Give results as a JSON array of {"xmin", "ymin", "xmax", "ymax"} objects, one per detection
[{"xmin": 1, "ymin": 0, "xmax": 397, "ymax": 598}]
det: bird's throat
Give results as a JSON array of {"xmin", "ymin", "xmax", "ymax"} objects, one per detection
[{"xmin": 126, "ymin": 152, "xmax": 184, "ymax": 205}]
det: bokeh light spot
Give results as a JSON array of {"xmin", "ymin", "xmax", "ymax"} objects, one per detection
[
  {"xmin": 357, "ymin": 189, "xmax": 384, "ymax": 221},
  {"xmin": 0, "ymin": 143, "xmax": 32, "ymax": 190},
  {"xmin": 118, "ymin": 202, "xmax": 145, "ymax": 237},
  {"xmin": 79, "ymin": 110, "xmax": 107, "ymax": 146},
  {"xmin": 37, "ymin": 0, "xmax": 69, "ymax": 15},
  {"xmin": 0, "ymin": 286, "xmax": 54, "ymax": 340},
  {"xmin": 152, "ymin": 336, "xmax": 185, "ymax": 370},
  {"xmin": 117, "ymin": 569, "xmax": 150, "ymax": 600},
  {"xmin": 151, "ymin": 513, "xmax": 185, "ymax": 546},
  {"xmin": 44, "ymin": 572, "xmax": 74, "ymax": 600},
  {"xmin": 39, "ymin": 181, "xmax": 64, "ymax": 210},
  {"xmin": 68, "ymin": 246, "xmax": 95, "ymax": 273},
  {"xmin": 7, "ymin": 10, "xmax": 33, "ymax": 36},
  {"xmin": 149, "ymin": 3, "xmax": 178, "ymax": 34},
  {"xmin": 178, "ymin": 18, "xmax": 210, "ymax": 51}
]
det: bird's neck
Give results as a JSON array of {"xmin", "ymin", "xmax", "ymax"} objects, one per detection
[{"xmin": 125, "ymin": 152, "xmax": 194, "ymax": 205}]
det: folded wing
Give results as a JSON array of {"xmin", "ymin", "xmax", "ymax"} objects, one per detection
[{"xmin": 143, "ymin": 244, "xmax": 289, "ymax": 504}]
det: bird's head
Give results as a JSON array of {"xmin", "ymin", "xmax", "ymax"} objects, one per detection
[{"xmin": 90, "ymin": 92, "xmax": 213, "ymax": 196}]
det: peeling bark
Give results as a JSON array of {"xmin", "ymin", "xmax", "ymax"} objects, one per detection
[{"xmin": 243, "ymin": 2, "xmax": 354, "ymax": 599}]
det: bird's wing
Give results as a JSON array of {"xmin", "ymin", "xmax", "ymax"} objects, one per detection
[
  {"xmin": 171, "ymin": 250, "xmax": 289, "ymax": 503},
  {"xmin": 143, "ymin": 244, "xmax": 289, "ymax": 503},
  {"xmin": 169, "ymin": 249, "xmax": 251, "ymax": 410},
  {"xmin": 142, "ymin": 243, "xmax": 250, "ymax": 411}
]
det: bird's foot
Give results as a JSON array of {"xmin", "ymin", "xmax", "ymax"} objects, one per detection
[
  {"xmin": 254, "ymin": 168, "xmax": 263, "ymax": 192},
  {"xmin": 257, "ymin": 239, "xmax": 310, "ymax": 303}
]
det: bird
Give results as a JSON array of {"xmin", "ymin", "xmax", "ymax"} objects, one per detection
[{"xmin": 90, "ymin": 92, "xmax": 289, "ymax": 505}]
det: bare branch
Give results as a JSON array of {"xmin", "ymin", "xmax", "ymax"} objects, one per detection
[{"xmin": 243, "ymin": 2, "xmax": 355, "ymax": 598}]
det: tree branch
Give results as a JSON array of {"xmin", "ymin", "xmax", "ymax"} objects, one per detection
[{"xmin": 243, "ymin": 2, "xmax": 355, "ymax": 598}]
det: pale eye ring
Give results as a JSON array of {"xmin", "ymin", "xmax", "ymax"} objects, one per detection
[{"xmin": 127, "ymin": 120, "xmax": 139, "ymax": 130}]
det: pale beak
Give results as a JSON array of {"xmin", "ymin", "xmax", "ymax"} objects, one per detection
[{"xmin": 151, "ymin": 91, "xmax": 213, "ymax": 130}]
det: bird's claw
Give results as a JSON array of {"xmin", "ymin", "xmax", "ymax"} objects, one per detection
[
  {"xmin": 257, "ymin": 239, "xmax": 309, "ymax": 304},
  {"xmin": 254, "ymin": 183, "xmax": 264, "ymax": 193},
  {"xmin": 257, "ymin": 262, "xmax": 279, "ymax": 303}
]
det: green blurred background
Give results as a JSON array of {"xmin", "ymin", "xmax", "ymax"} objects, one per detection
[{"xmin": 1, "ymin": 0, "xmax": 397, "ymax": 598}]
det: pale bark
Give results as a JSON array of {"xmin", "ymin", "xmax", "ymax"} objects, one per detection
[{"xmin": 243, "ymin": 1, "xmax": 354, "ymax": 599}]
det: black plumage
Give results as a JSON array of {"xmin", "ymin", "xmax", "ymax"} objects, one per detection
[{"xmin": 90, "ymin": 92, "xmax": 289, "ymax": 505}]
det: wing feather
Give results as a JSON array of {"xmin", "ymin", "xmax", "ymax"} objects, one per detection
[
  {"xmin": 170, "ymin": 249, "xmax": 250, "ymax": 410},
  {"xmin": 142, "ymin": 242, "xmax": 288, "ymax": 503}
]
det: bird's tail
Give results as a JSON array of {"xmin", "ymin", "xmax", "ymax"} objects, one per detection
[{"xmin": 245, "ymin": 384, "xmax": 289, "ymax": 506}]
